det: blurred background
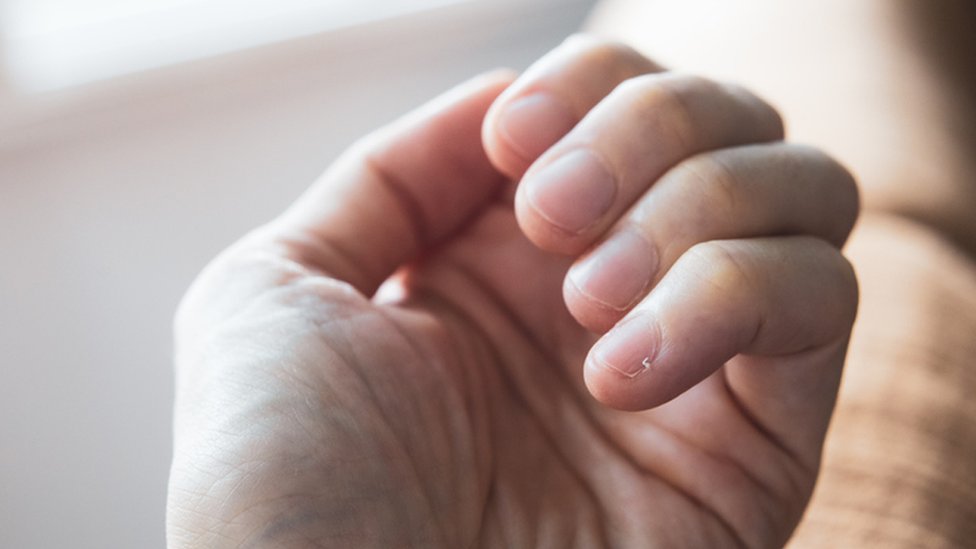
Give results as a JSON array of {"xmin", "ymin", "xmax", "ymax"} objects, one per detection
[{"xmin": 0, "ymin": 0, "xmax": 596, "ymax": 546}]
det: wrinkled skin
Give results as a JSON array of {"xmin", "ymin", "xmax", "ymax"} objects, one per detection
[{"xmin": 168, "ymin": 39, "xmax": 857, "ymax": 549}]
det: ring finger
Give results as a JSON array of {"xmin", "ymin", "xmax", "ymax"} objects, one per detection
[{"xmin": 564, "ymin": 143, "xmax": 858, "ymax": 332}]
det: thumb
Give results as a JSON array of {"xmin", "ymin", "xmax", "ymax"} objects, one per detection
[{"xmin": 271, "ymin": 70, "xmax": 516, "ymax": 294}]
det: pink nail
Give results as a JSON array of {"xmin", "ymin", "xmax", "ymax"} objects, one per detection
[
  {"xmin": 498, "ymin": 93, "xmax": 577, "ymax": 161},
  {"xmin": 525, "ymin": 149, "xmax": 616, "ymax": 233},
  {"xmin": 591, "ymin": 315, "xmax": 660, "ymax": 379},
  {"xmin": 569, "ymin": 231, "xmax": 657, "ymax": 310}
]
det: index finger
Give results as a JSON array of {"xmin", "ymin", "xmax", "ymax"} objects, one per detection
[{"xmin": 482, "ymin": 34, "xmax": 662, "ymax": 179}]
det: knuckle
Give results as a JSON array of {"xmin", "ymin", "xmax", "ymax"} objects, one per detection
[
  {"xmin": 796, "ymin": 144, "xmax": 856, "ymax": 190},
  {"xmin": 656, "ymin": 73, "xmax": 727, "ymax": 107},
  {"xmin": 728, "ymin": 83, "xmax": 785, "ymax": 138},
  {"xmin": 619, "ymin": 72, "xmax": 714, "ymax": 97},
  {"xmin": 830, "ymin": 252, "xmax": 860, "ymax": 327},
  {"xmin": 613, "ymin": 73, "xmax": 704, "ymax": 149},
  {"xmin": 797, "ymin": 237, "xmax": 860, "ymax": 331},
  {"xmin": 791, "ymin": 238, "xmax": 860, "ymax": 344},
  {"xmin": 677, "ymin": 154, "xmax": 743, "ymax": 223},
  {"xmin": 684, "ymin": 240, "xmax": 758, "ymax": 297},
  {"xmin": 792, "ymin": 144, "xmax": 861, "ymax": 242},
  {"xmin": 562, "ymin": 33, "xmax": 647, "ymax": 68},
  {"xmin": 824, "ymin": 161, "xmax": 861, "ymax": 239},
  {"xmin": 678, "ymin": 75, "xmax": 783, "ymax": 139},
  {"xmin": 614, "ymin": 74, "xmax": 784, "ymax": 144}
]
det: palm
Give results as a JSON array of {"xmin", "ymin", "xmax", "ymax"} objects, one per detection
[
  {"xmin": 171, "ymin": 198, "xmax": 808, "ymax": 548},
  {"xmin": 418, "ymin": 201, "xmax": 810, "ymax": 548},
  {"xmin": 385, "ymin": 199, "xmax": 809, "ymax": 547}
]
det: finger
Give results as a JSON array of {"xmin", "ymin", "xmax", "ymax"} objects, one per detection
[
  {"xmin": 517, "ymin": 73, "xmax": 784, "ymax": 255},
  {"xmin": 269, "ymin": 70, "xmax": 515, "ymax": 295},
  {"xmin": 564, "ymin": 143, "xmax": 859, "ymax": 332},
  {"xmin": 482, "ymin": 34, "xmax": 661, "ymax": 179},
  {"xmin": 583, "ymin": 238, "xmax": 857, "ymax": 431}
]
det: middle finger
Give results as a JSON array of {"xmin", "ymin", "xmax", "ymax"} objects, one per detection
[{"xmin": 515, "ymin": 73, "xmax": 784, "ymax": 254}]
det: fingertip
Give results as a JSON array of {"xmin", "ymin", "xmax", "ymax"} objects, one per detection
[
  {"xmin": 582, "ymin": 303, "xmax": 733, "ymax": 412},
  {"xmin": 512, "ymin": 149, "xmax": 622, "ymax": 256},
  {"xmin": 583, "ymin": 363, "xmax": 643, "ymax": 411},
  {"xmin": 583, "ymin": 350, "xmax": 666, "ymax": 412},
  {"xmin": 582, "ymin": 315, "xmax": 675, "ymax": 411},
  {"xmin": 563, "ymin": 229, "xmax": 657, "ymax": 324},
  {"xmin": 513, "ymin": 191, "xmax": 593, "ymax": 255},
  {"xmin": 483, "ymin": 89, "xmax": 578, "ymax": 180},
  {"xmin": 482, "ymin": 33, "xmax": 662, "ymax": 180},
  {"xmin": 562, "ymin": 276, "xmax": 621, "ymax": 334}
]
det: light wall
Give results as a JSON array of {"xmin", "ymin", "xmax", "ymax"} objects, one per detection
[{"xmin": 0, "ymin": 2, "xmax": 595, "ymax": 547}]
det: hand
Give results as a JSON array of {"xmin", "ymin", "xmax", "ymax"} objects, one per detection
[{"xmin": 167, "ymin": 37, "xmax": 858, "ymax": 548}]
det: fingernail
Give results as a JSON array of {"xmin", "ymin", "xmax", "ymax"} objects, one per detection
[
  {"xmin": 590, "ymin": 315, "xmax": 660, "ymax": 379},
  {"xmin": 498, "ymin": 93, "xmax": 577, "ymax": 160},
  {"xmin": 525, "ymin": 149, "xmax": 616, "ymax": 233},
  {"xmin": 569, "ymin": 231, "xmax": 657, "ymax": 310}
]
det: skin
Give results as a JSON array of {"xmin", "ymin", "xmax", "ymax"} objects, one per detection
[
  {"xmin": 167, "ymin": 37, "xmax": 858, "ymax": 548},
  {"xmin": 588, "ymin": 0, "xmax": 976, "ymax": 258}
]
